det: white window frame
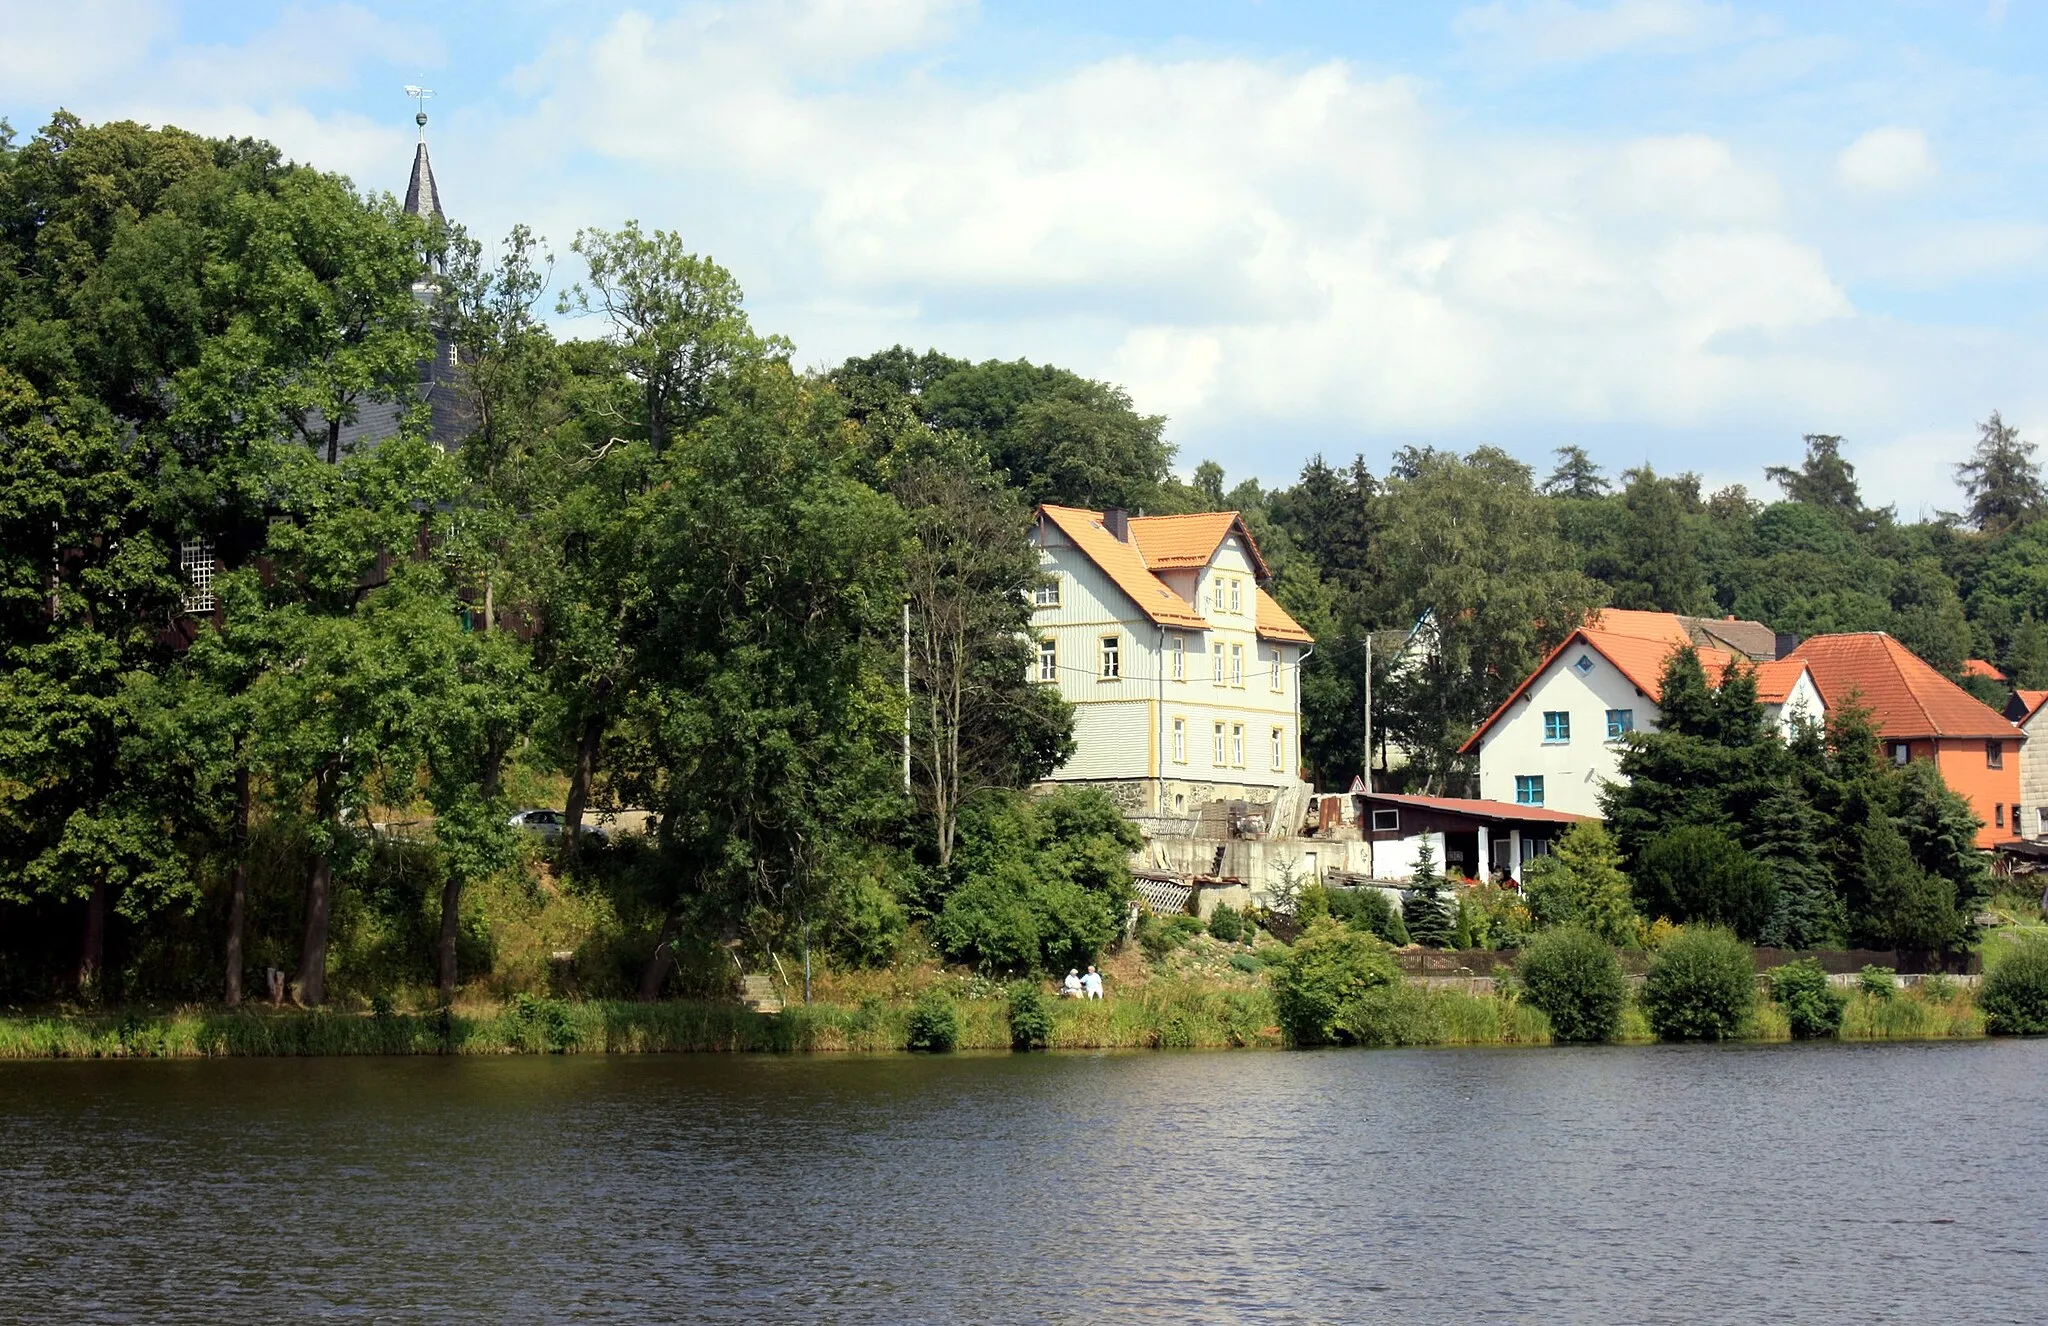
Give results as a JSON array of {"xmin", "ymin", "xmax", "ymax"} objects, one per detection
[
  {"xmin": 1033, "ymin": 576, "xmax": 1060, "ymax": 608},
  {"xmin": 1271, "ymin": 652, "xmax": 1282, "ymax": 690},
  {"xmin": 1037, "ymin": 638, "xmax": 1056, "ymax": 683},
  {"xmin": 1213, "ymin": 645, "xmax": 1224, "ymax": 684},
  {"xmin": 1371, "ymin": 808, "xmax": 1400, "ymax": 833},
  {"xmin": 1171, "ymin": 634, "xmax": 1184, "ymax": 681},
  {"xmin": 1099, "ymin": 635, "xmax": 1121, "ymax": 680},
  {"xmin": 1172, "ymin": 717, "xmax": 1187, "ymax": 763},
  {"xmin": 1231, "ymin": 643, "xmax": 1244, "ymax": 687},
  {"xmin": 1270, "ymin": 726, "xmax": 1285, "ymax": 771},
  {"xmin": 1229, "ymin": 578, "xmax": 1242, "ymax": 613},
  {"xmin": 1231, "ymin": 722, "xmax": 1244, "ymax": 767}
]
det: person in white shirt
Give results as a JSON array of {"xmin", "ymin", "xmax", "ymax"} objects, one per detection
[
  {"xmin": 1062, "ymin": 969, "xmax": 1084, "ymax": 998},
  {"xmin": 1082, "ymin": 966, "xmax": 1104, "ymax": 1000}
]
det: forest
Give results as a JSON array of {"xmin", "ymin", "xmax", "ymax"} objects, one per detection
[{"xmin": 4, "ymin": 113, "xmax": 2042, "ymax": 1006}]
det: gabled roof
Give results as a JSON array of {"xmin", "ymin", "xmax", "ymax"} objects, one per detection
[
  {"xmin": 1035, "ymin": 505, "xmax": 1208, "ymax": 629},
  {"xmin": 1128, "ymin": 511, "xmax": 1271, "ymax": 578},
  {"xmin": 2012, "ymin": 689, "xmax": 2048, "ymax": 726},
  {"xmin": 1791, "ymin": 633, "xmax": 2019, "ymax": 741},
  {"xmin": 1687, "ymin": 615, "xmax": 1779, "ymax": 662},
  {"xmin": 1753, "ymin": 657, "xmax": 1814, "ymax": 706},
  {"xmin": 1255, "ymin": 588, "xmax": 1313, "ymax": 644},
  {"xmin": 1963, "ymin": 658, "xmax": 2007, "ymax": 681}
]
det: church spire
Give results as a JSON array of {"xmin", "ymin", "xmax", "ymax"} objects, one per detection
[{"xmin": 402, "ymin": 85, "xmax": 442, "ymax": 219}]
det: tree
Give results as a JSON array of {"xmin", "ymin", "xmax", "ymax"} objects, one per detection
[
  {"xmin": 1956, "ymin": 410, "xmax": 2043, "ymax": 535},
  {"xmin": 1401, "ymin": 838, "xmax": 1454, "ymax": 948},
  {"xmin": 1765, "ymin": 434, "xmax": 1870, "ymax": 524},
  {"xmin": 1521, "ymin": 822, "xmax": 1639, "ymax": 946},
  {"xmin": 1606, "ymin": 467, "xmax": 1705, "ymax": 613},
  {"xmin": 1632, "ymin": 826, "xmax": 1777, "ymax": 940},
  {"xmin": 1542, "ymin": 445, "xmax": 1609, "ymax": 499},
  {"xmin": 934, "ymin": 788, "xmax": 1139, "ymax": 974},
  {"xmin": 558, "ymin": 221, "xmax": 778, "ymax": 453},
  {"xmin": 898, "ymin": 464, "xmax": 1073, "ymax": 868},
  {"xmin": 1748, "ymin": 785, "xmax": 1846, "ymax": 950}
]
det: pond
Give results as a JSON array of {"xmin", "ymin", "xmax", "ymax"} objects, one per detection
[{"xmin": 2, "ymin": 1041, "xmax": 2043, "ymax": 1322}]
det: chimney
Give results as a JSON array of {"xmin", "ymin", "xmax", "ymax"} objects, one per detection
[
  {"xmin": 1775, "ymin": 632, "xmax": 1801, "ymax": 661},
  {"xmin": 1102, "ymin": 508, "xmax": 1130, "ymax": 541}
]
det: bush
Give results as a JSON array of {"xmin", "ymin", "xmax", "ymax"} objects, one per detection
[
  {"xmin": 1207, "ymin": 905, "xmax": 1246, "ymax": 944},
  {"xmin": 1007, "ymin": 983, "xmax": 1053, "ymax": 1050},
  {"xmin": 1227, "ymin": 951, "xmax": 1264, "ymax": 974},
  {"xmin": 1515, "ymin": 926, "xmax": 1626, "ymax": 1042},
  {"xmin": 1268, "ymin": 918, "xmax": 1400, "ymax": 1046},
  {"xmin": 932, "ymin": 789, "xmax": 1139, "ymax": 974},
  {"xmin": 823, "ymin": 871, "xmax": 908, "ymax": 967},
  {"xmin": 1401, "ymin": 840, "xmax": 1454, "ymax": 948},
  {"xmin": 1770, "ymin": 959, "xmax": 1847, "ymax": 1038},
  {"xmin": 1981, "ymin": 939, "xmax": 2048, "ymax": 1035},
  {"xmin": 1858, "ymin": 965, "xmax": 1897, "ymax": 1000},
  {"xmin": 1335, "ymin": 982, "xmax": 1446, "ymax": 1047},
  {"xmin": 906, "ymin": 990, "xmax": 959, "ymax": 1052},
  {"xmin": 1328, "ymin": 886, "xmax": 1408, "ymax": 945},
  {"xmin": 1138, "ymin": 912, "xmax": 1205, "ymax": 961},
  {"xmin": 1633, "ymin": 826, "xmax": 1777, "ymax": 941},
  {"xmin": 1522, "ymin": 822, "xmax": 1641, "ymax": 946},
  {"xmin": 1641, "ymin": 926, "xmax": 1756, "ymax": 1041}
]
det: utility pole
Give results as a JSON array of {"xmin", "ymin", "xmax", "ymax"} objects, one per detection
[
  {"xmin": 1362, "ymin": 631, "xmax": 1373, "ymax": 792},
  {"xmin": 902, "ymin": 600, "xmax": 912, "ymax": 794}
]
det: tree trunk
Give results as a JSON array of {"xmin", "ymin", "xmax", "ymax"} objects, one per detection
[
  {"xmin": 295, "ymin": 853, "xmax": 333, "ymax": 1006},
  {"xmin": 637, "ymin": 910, "xmax": 683, "ymax": 1003},
  {"xmin": 223, "ymin": 765, "xmax": 251, "ymax": 1007},
  {"xmin": 561, "ymin": 711, "xmax": 603, "ymax": 863},
  {"xmin": 78, "ymin": 869, "xmax": 109, "ymax": 1001},
  {"xmin": 326, "ymin": 417, "xmax": 342, "ymax": 466},
  {"xmin": 436, "ymin": 870, "xmax": 463, "ymax": 1007}
]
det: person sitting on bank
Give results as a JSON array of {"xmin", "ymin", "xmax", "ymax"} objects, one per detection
[
  {"xmin": 1082, "ymin": 966, "xmax": 1104, "ymax": 1000},
  {"xmin": 1062, "ymin": 969, "xmax": 1084, "ymax": 998}
]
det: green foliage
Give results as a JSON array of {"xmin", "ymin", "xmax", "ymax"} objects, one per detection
[
  {"xmin": 821, "ymin": 871, "xmax": 908, "ymax": 968},
  {"xmin": 1980, "ymin": 940, "xmax": 2048, "ymax": 1034},
  {"xmin": 1633, "ymin": 826, "xmax": 1777, "ymax": 941},
  {"xmin": 1207, "ymin": 905, "xmax": 1246, "ymax": 944},
  {"xmin": 1769, "ymin": 959, "xmax": 1847, "ymax": 1038},
  {"xmin": 1515, "ymin": 926, "xmax": 1626, "ymax": 1042},
  {"xmin": 1325, "ymin": 885, "xmax": 1409, "ymax": 945},
  {"xmin": 1138, "ymin": 912, "xmax": 1205, "ymax": 961},
  {"xmin": 934, "ymin": 789, "xmax": 1138, "ymax": 974},
  {"xmin": 1007, "ymin": 982, "xmax": 1053, "ymax": 1050},
  {"xmin": 1401, "ymin": 840, "xmax": 1455, "ymax": 949},
  {"xmin": 1859, "ymin": 965, "xmax": 1897, "ymax": 999},
  {"xmin": 1522, "ymin": 822, "xmax": 1641, "ymax": 945},
  {"xmin": 1641, "ymin": 927, "xmax": 1757, "ymax": 1041},
  {"xmin": 1268, "ymin": 918, "xmax": 1400, "ymax": 1046},
  {"xmin": 905, "ymin": 990, "xmax": 959, "ymax": 1052}
]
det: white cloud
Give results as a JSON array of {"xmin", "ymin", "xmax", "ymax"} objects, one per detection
[
  {"xmin": 1454, "ymin": 0, "xmax": 1745, "ymax": 68},
  {"xmin": 0, "ymin": 0, "xmax": 172, "ymax": 100},
  {"xmin": 1834, "ymin": 127, "xmax": 1936, "ymax": 195}
]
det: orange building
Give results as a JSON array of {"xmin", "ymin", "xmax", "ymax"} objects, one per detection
[{"xmin": 1791, "ymin": 633, "xmax": 2023, "ymax": 848}]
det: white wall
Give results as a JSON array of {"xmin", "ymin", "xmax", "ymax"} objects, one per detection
[
  {"xmin": 1474, "ymin": 648, "xmax": 1657, "ymax": 818},
  {"xmin": 1765, "ymin": 671, "xmax": 1826, "ymax": 737},
  {"xmin": 2024, "ymin": 709, "xmax": 2048, "ymax": 838}
]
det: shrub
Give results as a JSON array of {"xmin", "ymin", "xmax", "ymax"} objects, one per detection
[
  {"xmin": 1268, "ymin": 918, "xmax": 1400, "ymax": 1046},
  {"xmin": 1858, "ymin": 965, "xmax": 1897, "ymax": 1000},
  {"xmin": 1227, "ymin": 951, "xmax": 1264, "ymax": 974},
  {"xmin": 1515, "ymin": 926, "xmax": 1626, "ymax": 1042},
  {"xmin": 1641, "ymin": 926, "xmax": 1756, "ymax": 1041},
  {"xmin": 1208, "ymin": 905, "xmax": 1246, "ymax": 944},
  {"xmin": 1770, "ymin": 959, "xmax": 1847, "ymax": 1038},
  {"xmin": 1336, "ymin": 982, "xmax": 1446, "ymax": 1047},
  {"xmin": 1980, "ymin": 939, "xmax": 2048, "ymax": 1035},
  {"xmin": 1137, "ymin": 912, "xmax": 1204, "ymax": 961},
  {"xmin": 933, "ymin": 789, "xmax": 1139, "ymax": 974},
  {"xmin": 1522, "ymin": 822, "xmax": 1642, "ymax": 946},
  {"xmin": 823, "ymin": 871, "xmax": 908, "ymax": 967},
  {"xmin": 1633, "ymin": 826, "xmax": 1777, "ymax": 941},
  {"xmin": 1329, "ymin": 886, "xmax": 1408, "ymax": 945},
  {"xmin": 1401, "ymin": 840, "xmax": 1455, "ymax": 948},
  {"xmin": 1294, "ymin": 883, "xmax": 1331, "ymax": 923},
  {"xmin": 1918, "ymin": 972, "xmax": 1958, "ymax": 1002},
  {"xmin": 906, "ymin": 991, "xmax": 959, "ymax": 1052},
  {"xmin": 1007, "ymin": 983, "xmax": 1053, "ymax": 1050}
]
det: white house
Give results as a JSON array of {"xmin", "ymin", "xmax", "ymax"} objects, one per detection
[
  {"xmin": 1028, "ymin": 504, "xmax": 1313, "ymax": 817},
  {"xmin": 2014, "ymin": 689, "xmax": 2048, "ymax": 839},
  {"xmin": 1463, "ymin": 610, "xmax": 1825, "ymax": 819}
]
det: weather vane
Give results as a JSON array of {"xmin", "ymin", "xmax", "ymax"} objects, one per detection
[{"xmin": 404, "ymin": 85, "xmax": 435, "ymax": 135}]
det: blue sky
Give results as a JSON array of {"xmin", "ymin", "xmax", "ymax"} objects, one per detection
[{"xmin": 5, "ymin": 0, "xmax": 2047, "ymax": 514}]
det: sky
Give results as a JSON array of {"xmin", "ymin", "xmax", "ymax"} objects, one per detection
[{"xmin": 5, "ymin": 0, "xmax": 2047, "ymax": 516}]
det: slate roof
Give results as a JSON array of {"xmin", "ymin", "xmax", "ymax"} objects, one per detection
[
  {"xmin": 1791, "ymin": 633, "xmax": 2019, "ymax": 741},
  {"xmin": 404, "ymin": 141, "xmax": 443, "ymax": 218}
]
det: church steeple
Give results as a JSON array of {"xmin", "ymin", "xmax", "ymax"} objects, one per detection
[{"xmin": 402, "ymin": 85, "xmax": 442, "ymax": 219}]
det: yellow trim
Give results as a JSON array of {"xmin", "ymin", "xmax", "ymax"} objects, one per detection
[{"xmin": 1147, "ymin": 697, "xmax": 1159, "ymax": 778}]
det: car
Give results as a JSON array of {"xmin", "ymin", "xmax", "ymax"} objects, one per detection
[{"xmin": 506, "ymin": 809, "xmax": 609, "ymax": 842}]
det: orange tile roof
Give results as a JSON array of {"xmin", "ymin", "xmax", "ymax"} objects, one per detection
[
  {"xmin": 1036, "ymin": 505, "xmax": 1209, "ymax": 629},
  {"xmin": 1255, "ymin": 588, "xmax": 1313, "ymax": 644},
  {"xmin": 2017, "ymin": 689, "xmax": 2048, "ymax": 724},
  {"xmin": 1963, "ymin": 658, "xmax": 2007, "ymax": 680},
  {"xmin": 1792, "ymin": 633, "xmax": 2018, "ymax": 740},
  {"xmin": 1128, "ymin": 511, "xmax": 1272, "ymax": 577},
  {"xmin": 1752, "ymin": 658, "xmax": 1812, "ymax": 706}
]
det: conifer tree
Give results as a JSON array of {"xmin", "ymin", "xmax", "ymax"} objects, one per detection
[
  {"xmin": 1402, "ymin": 838, "xmax": 1455, "ymax": 948},
  {"xmin": 1749, "ymin": 786, "xmax": 1846, "ymax": 949}
]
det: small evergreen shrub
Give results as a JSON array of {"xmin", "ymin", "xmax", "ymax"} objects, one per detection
[
  {"xmin": 1981, "ymin": 939, "xmax": 2048, "ymax": 1035},
  {"xmin": 1770, "ymin": 959, "xmax": 1846, "ymax": 1038},
  {"xmin": 1269, "ymin": 918, "xmax": 1400, "ymax": 1046},
  {"xmin": 1859, "ymin": 965, "xmax": 1897, "ymax": 1000},
  {"xmin": 1007, "ymin": 983, "xmax": 1053, "ymax": 1050},
  {"xmin": 1294, "ymin": 882, "xmax": 1332, "ymax": 922},
  {"xmin": 1208, "ymin": 905, "xmax": 1246, "ymax": 943},
  {"xmin": 1227, "ymin": 951, "xmax": 1264, "ymax": 974},
  {"xmin": 1515, "ymin": 926, "xmax": 1625, "ymax": 1042},
  {"xmin": 1402, "ymin": 840, "xmax": 1455, "ymax": 948},
  {"xmin": 1633, "ymin": 825, "xmax": 1776, "ymax": 941},
  {"xmin": 1329, "ymin": 887, "xmax": 1409, "ymax": 945},
  {"xmin": 1138, "ymin": 912, "xmax": 1205, "ymax": 961},
  {"xmin": 906, "ymin": 991, "xmax": 959, "ymax": 1052},
  {"xmin": 1642, "ymin": 926, "xmax": 1756, "ymax": 1041}
]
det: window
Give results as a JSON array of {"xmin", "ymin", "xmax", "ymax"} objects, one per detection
[
  {"xmin": 1270, "ymin": 726, "xmax": 1285, "ymax": 771},
  {"xmin": 1099, "ymin": 636, "xmax": 1120, "ymax": 679},
  {"xmin": 1172, "ymin": 718, "xmax": 1186, "ymax": 764},
  {"xmin": 1231, "ymin": 723, "xmax": 1244, "ymax": 767},
  {"xmin": 1214, "ymin": 645, "xmax": 1224, "ymax": 684},
  {"xmin": 179, "ymin": 537, "xmax": 216, "ymax": 614},
  {"xmin": 1170, "ymin": 634, "xmax": 1184, "ymax": 680},
  {"xmin": 1371, "ymin": 808, "xmax": 1400, "ymax": 832},
  {"xmin": 1573, "ymin": 653, "xmax": 1595, "ymax": 675},
  {"xmin": 1231, "ymin": 643, "xmax": 1244, "ymax": 686},
  {"xmin": 1543, "ymin": 711, "xmax": 1570, "ymax": 743},
  {"xmin": 1271, "ymin": 653, "xmax": 1282, "ymax": 690},
  {"xmin": 1892, "ymin": 743, "xmax": 1911, "ymax": 766},
  {"xmin": 1032, "ymin": 576, "xmax": 1060, "ymax": 607},
  {"xmin": 1229, "ymin": 578, "xmax": 1242, "ymax": 613},
  {"xmin": 1987, "ymin": 740, "xmax": 2005, "ymax": 769},
  {"xmin": 1213, "ymin": 722, "xmax": 1227, "ymax": 765},
  {"xmin": 1996, "ymin": 803, "xmax": 2006, "ymax": 829},
  {"xmin": 1605, "ymin": 709, "xmax": 1635, "ymax": 739},
  {"xmin": 1515, "ymin": 775, "xmax": 1545, "ymax": 807},
  {"xmin": 2038, "ymin": 806, "xmax": 2047, "ymax": 835},
  {"xmin": 1037, "ymin": 639, "xmax": 1056, "ymax": 683}
]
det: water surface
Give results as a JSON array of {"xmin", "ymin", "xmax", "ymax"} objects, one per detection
[{"xmin": 3, "ymin": 1042, "xmax": 2042, "ymax": 1323}]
